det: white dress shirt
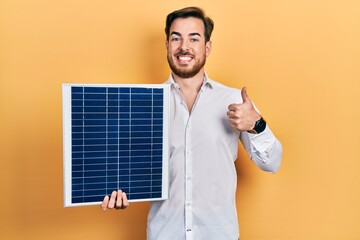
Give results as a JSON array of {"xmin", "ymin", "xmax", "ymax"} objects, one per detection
[{"xmin": 147, "ymin": 75, "xmax": 282, "ymax": 240}]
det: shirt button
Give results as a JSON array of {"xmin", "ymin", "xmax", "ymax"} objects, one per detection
[
  {"xmin": 186, "ymin": 202, "xmax": 190, "ymax": 206},
  {"xmin": 186, "ymin": 229, "xmax": 192, "ymax": 232}
]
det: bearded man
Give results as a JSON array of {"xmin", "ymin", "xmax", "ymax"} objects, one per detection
[{"xmin": 102, "ymin": 7, "xmax": 282, "ymax": 240}]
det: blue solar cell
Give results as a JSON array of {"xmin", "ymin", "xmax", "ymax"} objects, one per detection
[
  {"xmin": 84, "ymin": 87, "xmax": 106, "ymax": 93},
  {"xmin": 107, "ymin": 88, "xmax": 117, "ymax": 93},
  {"xmin": 84, "ymin": 93, "xmax": 106, "ymax": 100},
  {"xmin": 153, "ymin": 107, "xmax": 163, "ymax": 112}
]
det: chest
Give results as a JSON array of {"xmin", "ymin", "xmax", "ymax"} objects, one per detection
[{"xmin": 169, "ymin": 89, "xmax": 236, "ymax": 147}]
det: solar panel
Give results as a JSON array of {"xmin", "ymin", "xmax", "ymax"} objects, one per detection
[{"xmin": 62, "ymin": 84, "xmax": 170, "ymax": 207}]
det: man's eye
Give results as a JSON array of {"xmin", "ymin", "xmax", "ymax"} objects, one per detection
[
  {"xmin": 171, "ymin": 38, "xmax": 180, "ymax": 42},
  {"xmin": 190, "ymin": 38, "xmax": 199, "ymax": 42}
]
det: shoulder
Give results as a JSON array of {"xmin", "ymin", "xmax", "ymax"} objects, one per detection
[{"xmin": 207, "ymin": 78, "xmax": 243, "ymax": 104}]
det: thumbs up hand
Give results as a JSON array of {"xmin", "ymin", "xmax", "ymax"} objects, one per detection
[{"xmin": 227, "ymin": 87, "xmax": 261, "ymax": 132}]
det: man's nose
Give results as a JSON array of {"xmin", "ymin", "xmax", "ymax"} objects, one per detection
[{"xmin": 179, "ymin": 40, "xmax": 189, "ymax": 52}]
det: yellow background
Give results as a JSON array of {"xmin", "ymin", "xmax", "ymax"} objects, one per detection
[{"xmin": 1, "ymin": 0, "xmax": 359, "ymax": 239}]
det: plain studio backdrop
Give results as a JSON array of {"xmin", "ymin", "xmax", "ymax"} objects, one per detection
[{"xmin": 0, "ymin": 0, "xmax": 359, "ymax": 239}]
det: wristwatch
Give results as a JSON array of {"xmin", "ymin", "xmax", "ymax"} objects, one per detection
[{"xmin": 247, "ymin": 117, "xmax": 266, "ymax": 134}]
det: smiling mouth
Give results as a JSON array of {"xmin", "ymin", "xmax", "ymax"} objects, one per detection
[{"xmin": 176, "ymin": 55, "xmax": 193, "ymax": 63}]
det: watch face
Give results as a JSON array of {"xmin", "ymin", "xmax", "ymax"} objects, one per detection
[{"xmin": 255, "ymin": 118, "xmax": 266, "ymax": 133}]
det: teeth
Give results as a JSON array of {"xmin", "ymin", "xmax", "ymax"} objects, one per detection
[{"xmin": 178, "ymin": 56, "xmax": 192, "ymax": 61}]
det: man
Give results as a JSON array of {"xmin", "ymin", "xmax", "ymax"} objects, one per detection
[{"xmin": 101, "ymin": 7, "xmax": 282, "ymax": 240}]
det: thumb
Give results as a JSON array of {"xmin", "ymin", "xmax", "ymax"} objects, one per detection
[{"xmin": 241, "ymin": 86, "xmax": 251, "ymax": 103}]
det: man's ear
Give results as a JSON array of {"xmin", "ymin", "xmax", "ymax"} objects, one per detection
[
  {"xmin": 166, "ymin": 39, "xmax": 169, "ymax": 49},
  {"xmin": 205, "ymin": 41, "xmax": 212, "ymax": 57}
]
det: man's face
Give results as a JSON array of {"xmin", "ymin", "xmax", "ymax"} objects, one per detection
[{"xmin": 166, "ymin": 17, "xmax": 212, "ymax": 79}]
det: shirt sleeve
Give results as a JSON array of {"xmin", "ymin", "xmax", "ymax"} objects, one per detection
[{"xmin": 239, "ymin": 125, "xmax": 282, "ymax": 173}]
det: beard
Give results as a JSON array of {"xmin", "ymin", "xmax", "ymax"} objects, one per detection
[{"xmin": 167, "ymin": 50, "xmax": 206, "ymax": 79}]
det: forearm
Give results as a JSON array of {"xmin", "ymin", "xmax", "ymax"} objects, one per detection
[{"xmin": 240, "ymin": 126, "xmax": 283, "ymax": 173}]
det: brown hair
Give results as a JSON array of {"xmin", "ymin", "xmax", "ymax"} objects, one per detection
[{"xmin": 165, "ymin": 7, "xmax": 214, "ymax": 42}]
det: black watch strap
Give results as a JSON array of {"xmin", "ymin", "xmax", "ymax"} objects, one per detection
[{"xmin": 247, "ymin": 117, "xmax": 266, "ymax": 134}]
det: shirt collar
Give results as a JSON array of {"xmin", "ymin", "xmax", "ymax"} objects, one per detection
[{"xmin": 166, "ymin": 73, "xmax": 214, "ymax": 89}]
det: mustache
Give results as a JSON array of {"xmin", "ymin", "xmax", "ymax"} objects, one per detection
[{"xmin": 176, "ymin": 49, "xmax": 193, "ymax": 56}]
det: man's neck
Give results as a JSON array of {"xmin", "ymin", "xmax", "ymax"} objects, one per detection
[
  {"xmin": 172, "ymin": 70, "xmax": 205, "ymax": 112},
  {"xmin": 172, "ymin": 70, "xmax": 205, "ymax": 92}
]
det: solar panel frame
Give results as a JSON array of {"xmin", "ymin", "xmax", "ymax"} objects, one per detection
[{"xmin": 62, "ymin": 84, "xmax": 170, "ymax": 207}]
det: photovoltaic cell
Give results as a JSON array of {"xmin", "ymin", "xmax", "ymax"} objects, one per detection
[{"xmin": 62, "ymin": 84, "xmax": 170, "ymax": 207}]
